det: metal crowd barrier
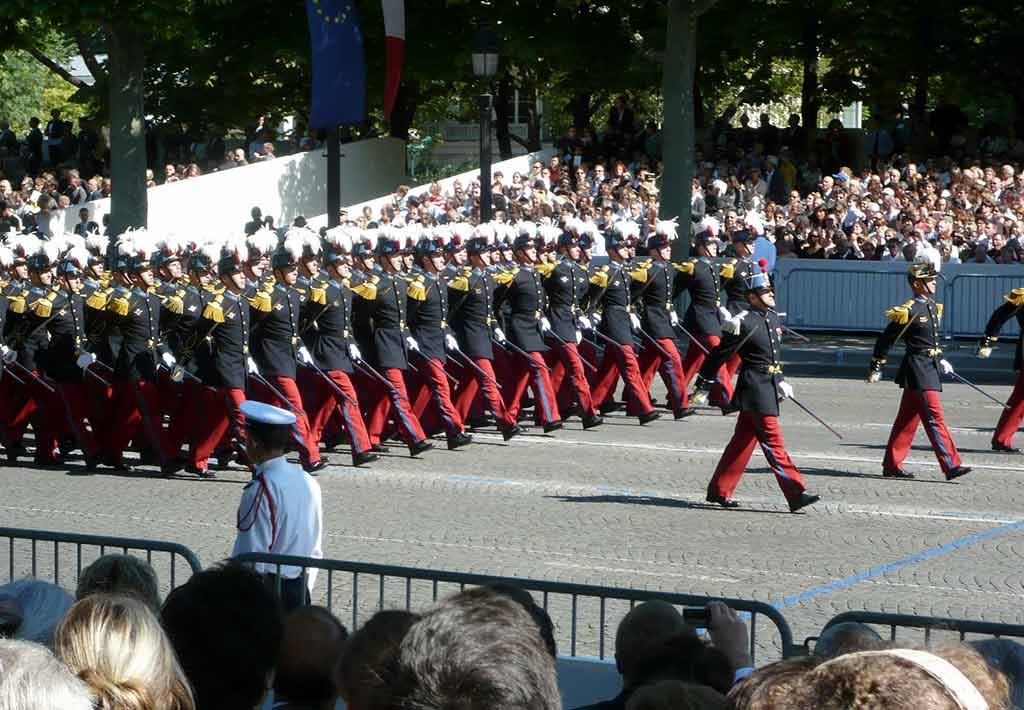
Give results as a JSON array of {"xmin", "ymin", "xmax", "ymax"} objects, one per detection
[
  {"xmin": 806, "ymin": 611, "xmax": 1024, "ymax": 652},
  {"xmin": 233, "ymin": 552, "xmax": 798, "ymax": 662},
  {"xmin": 0, "ymin": 527, "xmax": 202, "ymax": 599}
]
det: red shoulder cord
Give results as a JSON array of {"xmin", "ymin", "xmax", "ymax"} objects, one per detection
[{"xmin": 236, "ymin": 475, "xmax": 278, "ymax": 550}]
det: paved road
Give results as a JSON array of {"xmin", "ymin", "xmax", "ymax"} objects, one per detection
[{"xmin": 2, "ymin": 342, "xmax": 1022, "ymax": 660}]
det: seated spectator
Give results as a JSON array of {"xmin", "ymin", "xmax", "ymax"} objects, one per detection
[
  {"xmin": 55, "ymin": 593, "xmax": 193, "ymax": 710},
  {"xmin": 812, "ymin": 621, "xmax": 883, "ymax": 658},
  {"xmin": 73, "ymin": 208, "xmax": 99, "ymax": 237},
  {"xmin": 625, "ymin": 680, "xmax": 727, "ymax": 710},
  {"xmin": 483, "ymin": 582, "xmax": 557, "ymax": 658},
  {"xmin": 161, "ymin": 562, "xmax": 282, "ymax": 710},
  {"xmin": 75, "ymin": 554, "xmax": 161, "ymax": 613},
  {"xmin": 0, "ymin": 579, "xmax": 74, "ymax": 647},
  {"xmin": 0, "ymin": 638, "xmax": 93, "ymax": 710},
  {"xmin": 971, "ymin": 638, "xmax": 1024, "ymax": 710},
  {"xmin": 730, "ymin": 643, "xmax": 1009, "ymax": 709},
  {"xmin": 274, "ymin": 606, "xmax": 348, "ymax": 710},
  {"xmin": 390, "ymin": 587, "xmax": 560, "ymax": 710},
  {"xmin": 336, "ymin": 609, "xmax": 420, "ymax": 710}
]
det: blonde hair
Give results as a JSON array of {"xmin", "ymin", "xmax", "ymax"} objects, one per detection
[{"xmin": 55, "ymin": 593, "xmax": 194, "ymax": 710}]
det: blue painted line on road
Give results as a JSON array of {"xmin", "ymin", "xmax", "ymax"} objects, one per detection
[{"xmin": 771, "ymin": 518, "xmax": 1024, "ymax": 610}]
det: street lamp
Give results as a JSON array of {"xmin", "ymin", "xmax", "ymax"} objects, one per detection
[{"xmin": 472, "ymin": 26, "xmax": 499, "ymax": 222}]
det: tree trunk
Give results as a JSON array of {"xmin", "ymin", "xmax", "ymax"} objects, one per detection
[
  {"xmin": 494, "ymin": 77, "xmax": 514, "ymax": 160},
  {"xmin": 388, "ymin": 80, "xmax": 420, "ymax": 140},
  {"xmin": 568, "ymin": 91, "xmax": 593, "ymax": 131},
  {"xmin": 799, "ymin": 5, "xmax": 820, "ymax": 157},
  {"xmin": 509, "ymin": 81, "xmax": 543, "ymax": 153},
  {"xmin": 693, "ymin": 66, "xmax": 705, "ymax": 134},
  {"xmin": 910, "ymin": 73, "xmax": 930, "ymax": 155},
  {"xmin": 106, "ymin": 22, "xmax": 147, "ymax": 235},
  {"xmin": 662, "ymin": 0, "xmax": 698, "ymax": 261}
]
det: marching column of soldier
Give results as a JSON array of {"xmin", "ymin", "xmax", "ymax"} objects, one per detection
[{"xmin": 1, "ymin": 215, "xmax": 1020, "ymax": 513}]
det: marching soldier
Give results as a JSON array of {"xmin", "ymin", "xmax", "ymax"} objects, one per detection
[
  {"xmin": 299, "ymin": 227, "xmax": 378, "ymax": 467},
  {"xmin": 692, "ymin": 267, "xmax": 820, "ymax": 512},
  {"xmin": 103, "ymin": 234, "xmax": 183, "ymax": 474},
  {"xmin": 630, "ymin": 220, "xmax": 694, "ymax": 420},
  {"xmin": 585, "ymin": 222, "xmax": 660, "ymax": 425},
  {"xmin": 350, "ymin": 229, "xmax": 433, "ymax": 457},
  {"xmin": 190, "ymin": 240, "xmax": 254, "ymax": 477},
  {"xmin": 714, "ymin": 227, "xmax": 757, "ymax": 406},
  {"xmin": 249, "ymin": 238, "xmax": 326, "ymax": 473},
  {"xmin": 493, "ymin": 223, "xmax": 563, "ymax": 432},
  {"xmin": 543, "ymin": 224, "xmax": 602, "ymax": 429},
  {"xmin": 978, "ymin": 285, "xmax": 1024, "ymax": 453},
  {"xmin": 407, "ymin": 230, "xmax": 473, "ymax": 449},
  {"xmin": 869, "ymin": 262, "xmax": 971, "ymax": 481}
]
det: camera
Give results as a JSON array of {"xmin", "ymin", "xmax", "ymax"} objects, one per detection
[{"xmin": 682, "ymin": 607, "xmax": 710, "ymax": 625}]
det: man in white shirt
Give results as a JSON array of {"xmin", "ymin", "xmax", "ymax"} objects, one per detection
[{"xmin": 233, "ymin": 400, "xmax": 323, "ymax": 612}]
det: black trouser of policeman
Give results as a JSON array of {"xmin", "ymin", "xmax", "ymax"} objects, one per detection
[{"xmin": 261, "ymin": 573, "xmax": 311, "ymax": 613}]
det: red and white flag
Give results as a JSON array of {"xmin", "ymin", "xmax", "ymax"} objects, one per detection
[{"xmin": 382, "ymin": 0, "xmax": 405, "ymax": 120}]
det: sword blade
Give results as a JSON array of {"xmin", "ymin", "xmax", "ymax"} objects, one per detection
[
  {"xmin": 786, "ymin": 395, "xmax": 843, "ymax": 439},
  {"xmin": 949, "ymin": 371, "xmax": 1010, "ymax": 409}
]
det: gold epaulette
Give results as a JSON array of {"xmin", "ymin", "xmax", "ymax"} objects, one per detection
[
  {"xmin": 626, "ymin": 265, "xmax": 649, "ymax": 283},
  {"xmin": 85, "ymin": 288, "xmax": 110, "ymax": 311},
  {"xmin": 448, "ymin": 276, "xmax": 470, "ymax": 292},
  {"xmin": 31, "ymin": 290, "xmax": 59, "ymax": 318},
  {"xmin": 672, "ymin": 259, "xmax": 696, "ymax": 276},
  {"xmin": 250, "ymin": 291, "xmax": 272, "ymax": 312},
  {"xmin": 885, "ymin": 300, "xmax": 915, "ymax": 325},
  {"xmin": 311, "ymin": 286, "xmax": 327, "ymax": 305},
  {"xmin": 164, "ymin": 294, "xmax": 185, "ymax": 315},
  {"xmin": 407, "ymin": 279, "xmax": 427, "ymax": 301},
  {"xmin": 536, "ymin": 262, "xmax": 555, "ymax": 278},
  {"xmin": 351, "ymin": 278, "xmax": 378, "ymax": 300},
  {"xmin": 202, "ymin": 295, "xmax": 225, "ymax": 323},
  {"xmin": 1005, "ymin": 288, "xmax": 1024, "ymax": 307},
  {"xmin": 109, "ymin": 294, "xmax": 131, "ymax": 317},
  {"xmin": 589, "ymin": 265, "xmax": 610, "ymax": 288},
  {"xmin": 935, "ymin": 303, "xmax": 943, "ymax": 320},
  {"xmin": 8, "ymin": 295, "xmax": 25, "ymax": 314},
  {"xmin": 719, "ymin": 259, "xmax": 737, "ymax": 280},
  {"xmin": 493, "ymin": 268, "xmax": 517, "ymax": 285}
]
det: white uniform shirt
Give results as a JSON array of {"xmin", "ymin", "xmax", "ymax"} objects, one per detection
[{"xmin": 232, "ymin": 455, "xmax": 323, "ymax": 591}]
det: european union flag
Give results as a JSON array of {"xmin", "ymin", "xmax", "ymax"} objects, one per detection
[{"xmin": 306, "ymin": 0, "xmax": 366, "ymax": 128}]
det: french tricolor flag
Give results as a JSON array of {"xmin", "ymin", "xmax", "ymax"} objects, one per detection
[{"xmin": 382, "ymin": 0, "xmax": 405, "ymax": 120}]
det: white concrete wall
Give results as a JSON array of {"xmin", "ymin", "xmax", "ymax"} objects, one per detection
[
  {"xmin": 54, "ymin": 137, "xmax": 407, "ymax": 239},
  {"xmin": 306, "ymin": 146, "xmax": 555, "ymax": 232}
]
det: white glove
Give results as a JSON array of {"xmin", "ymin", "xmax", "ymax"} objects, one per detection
[
  {"xmin": 939, "ymin": 358, "xmax": 954, "ymax": 375},
  {"xmin": 629, "ymin": 313, "xmax": 641, "ymax": 330},
  {"xmin": 540, "ymin": 316, "xmax": 552, "ymax": 333},
  {"xmin": 161, "ymin": 352, "xmax": 177, "ymax": 368},
  {"xmin": 2, "ymin": 347, "xmax": 15, "ymax": 364},
  {"xmin": 494, "ymin": 327, "xmax": 507, "ymax": 343},
  {"xmin": 867, "ymin": 370, "xmax": 882, "ymax": 384},
  {"xmin": 778, "ymin": 381, "xmax": 794, "ymax": 400},
  {"xmin": 445, "ymin": 333, "xmax": 460, "ymax": 352},
  {"xmin": 575, "ymin": 330, "xmax": 583, "ymax": 345},
  {"xmin": 718, "ymin": 306, "xmax": 732, "ymax": 321},
  {"xmin": 722, "ymin": 310, "xmax": 748, "ymax": 336},
  {"xmin": 246, "ymin": 356, "xmax": 260, "ymax": 375},
  {"xmin": 348, "ymin": 343, "xmax": 362, "ymax": 361},
  {"xmin": 297, "ymin": 345, "xmax": 314, "ymax": 364},
  {"xmin": 978, "ymin": 343, "xmax": 993, "ymax": 359},
  {"xmin": 576, "ymin": 315, "xmax": 593, "ymax": 331},
  {"xmin": 76, "ymin": 352, "xmax": 97, "ymax": 369},
  {"xmin": 669, "ymin": 311, "xmax": 679, "ymax": 326},
  {"xmin": 405, "ymin": 336, "xmax": 420, "ymax": 351}
]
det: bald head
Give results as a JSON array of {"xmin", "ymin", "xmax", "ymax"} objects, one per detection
[
  {"xmin": 616, "ymin": 601, "xmax": 688, "ymax": 682},
  {"xmin": 274, "ymin": 606, "xmax": 348, "ymax": 709}
]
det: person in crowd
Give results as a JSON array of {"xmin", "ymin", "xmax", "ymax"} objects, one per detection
[
  {"xmin": 273, "ymin": 606, "xmax": 349, "ymax": 710},
  {"xmin": 336, "ymin": 610, "xmax": 420, "ymax": 710},
  {"xmin": 0, "ymin": 638, "xmax": 94, "ymax": 710},
  {"xmin": 0, "ymin": 579, "xmax": 74, "ymax": 648},
  {"xmin": 55, "ymin": 593, "xmax": 194, "ymax": 710},
  {"xmin": 75, "ymin": 554, "xmax": 161, "ymax": 613},
  {"xmin": 161, "ymin": 562, "xmax": 283, "ymax": 710}
]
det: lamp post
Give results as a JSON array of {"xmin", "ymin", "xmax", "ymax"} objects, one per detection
[{"xmin": 472, "ymin": 26, "xmax": 499, "ymax": 222}]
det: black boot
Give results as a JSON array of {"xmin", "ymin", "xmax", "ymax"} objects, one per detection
[{"xmin": 447, "ymin": 432, "xmax": 473, "ymax": 450}]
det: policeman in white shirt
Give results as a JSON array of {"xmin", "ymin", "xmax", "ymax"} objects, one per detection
[{"xmin": 233, "ymin": 400, "xmax": 323, "ymax": 612}]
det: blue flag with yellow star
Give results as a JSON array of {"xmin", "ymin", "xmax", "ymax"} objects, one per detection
[{"xmin": 306, "ymin": 0, "xmax": 366, "ymax": 128}]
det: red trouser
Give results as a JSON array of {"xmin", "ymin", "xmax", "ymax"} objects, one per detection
[
  {"xmin": 633, "ymin": 338, "xmax": 687, "ymax": 414},
  {"xmin": 993, "ymin": 369, "xmax": 1024, "ymax": 448},
  {"xmin": 409, "ymin": 357, "xmax": 464, "ymax": 439},
  {"xmin": 454, "ymin": 357, "xmax": 514, "ymax": 428},
  {"xmin": 303, "ymin": 368, "xmax": 372, "ymax": 457},
  {"xmin": 2, "ymin": 373, "xmax": 58, "ymax": 461},
  {"xmin": 166, "ymin": 379, "xmax": 204, "ymax": 456},
  {"xmin": 591, "ymin": 343, "xmax": 653, "ymax": 415},
  {"xmin": 54, "ymin": 382, "xmax": 100, "ymax": 459},
  {"xmin": 191, "ymin": 387, "xmax": 246, "ymax": 469},
  {"xmin": 680, "ymin": 334, "xmax": 733, "ymax": 400},
  {"xmin": 546, "ymin": 341, "xmax": 597, "ymax": 417},
  {"xmin": 883, "ymin": 388, "xmax": 962, "ymax": 474},
  {"xmin": 711, "ymin": 353, "xmax": 740, "ymax": 406},
  {"xmin": 504, "ymin": 350, "xmax": 561, "ymax": 426},
  {"xmin": 365, "ymin": 368, "xmax": 426, "ymax": 446},
  {"xmin": 106, "ymin": 379, "xmax": 176, "ymax": 465},
  {"xmin": 250, "ymin": 375, "xmax": 319, "ymax": 465},
  {"xmin": 708, "ymin": 411, "xmax": 807, "ymax": 502}
]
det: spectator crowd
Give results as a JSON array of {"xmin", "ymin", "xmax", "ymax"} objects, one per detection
[{"xmin": 2, "ymin": 552, "xmax": 1023, "ymax": 710}]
